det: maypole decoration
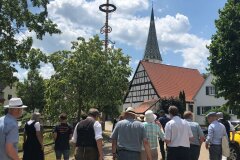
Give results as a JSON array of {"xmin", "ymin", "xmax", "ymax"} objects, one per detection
[{"xmin": 99, "ymin": 0, "xmax": 117, "ymax": 51}]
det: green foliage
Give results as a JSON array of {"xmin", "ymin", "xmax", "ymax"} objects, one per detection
[
  {"xmin": 17, "ymin": 69, "xmax": 46, "ymax": 112},
  {"xmin": 45, "ymin": 35, "xmax": 132, "ymax": 122},
  {"xmin": 158, "ymin": 96, "xmax": 185, "ymax": 116},
  {"xmin": 0, "ymin": 104, "xmax": 4, "ymax": 116},
  {"xmin": 0, "ymin": 0, "xmax": 61, "ymax": 86},
  {"xmin": 179, "ymin": 90, "xmax": 186, "ymax": 110},
  {"xmin": 207, "ymin": 0, "xmax": 240, "ymax": 111}
]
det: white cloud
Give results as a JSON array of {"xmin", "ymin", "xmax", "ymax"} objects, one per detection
[
  {"xmin": 39, "ymin": 63, "xmax": 55, "ymax": 79},
  {"xmin": 180, "ymin": 40, "xmax": 210, "ymax": 70},
  {"xmin": 30, "ymin": 0, "xmax": 210, "ymax": 72},
  {"xmin": 13, "ymin": 70, "xmax": 28, "ymax": 82}
]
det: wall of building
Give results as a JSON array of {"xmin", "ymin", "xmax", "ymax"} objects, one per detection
[
  {"xmin": 122, "ymin": 63, "xmax": 158, "ymax": 111},
  {"xmin": 193, "ymin": 74, "xmax": 228, "ymax": 125},
  {"xmin": 3, "ymin": 84, "xmax": 17, "ymax": 106}
]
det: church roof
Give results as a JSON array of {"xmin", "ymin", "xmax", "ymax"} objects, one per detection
[
  {"xmin": 141, "ymin": 61, "xmax": 204, "ymax": 102},
  {"xmin": 143, "ymin": 8, "xmax": 162, "ymax": 62}
]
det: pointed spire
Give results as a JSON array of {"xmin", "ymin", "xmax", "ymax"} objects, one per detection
[{"xmin": 143, "ymin": 7, "xmax": 162, "ymax": 63}]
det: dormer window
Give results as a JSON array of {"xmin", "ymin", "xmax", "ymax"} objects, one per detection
[{"xmin": 206, "ymin": 86, "xmax": 215, "ymax": 95}]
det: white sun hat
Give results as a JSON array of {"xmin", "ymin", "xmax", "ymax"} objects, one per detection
[
  {"xmin": 4, "ymin": 98, "xmax": 27, "ymax": 108},
  {"xmin": 125, "ymin": 107, "xmax": 136, "ymax": 115},
  {"xmin": 144, "ymin": 110, "xmax": 157, "ymax": 123}
]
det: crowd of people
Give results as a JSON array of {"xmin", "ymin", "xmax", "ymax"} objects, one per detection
[{"xmin": 0, "ymin": 97, "xmax": 235, "ymax": 160}]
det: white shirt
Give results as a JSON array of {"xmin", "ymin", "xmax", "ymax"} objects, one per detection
[
  {"xmin": 71, "ymin": 117, "xmax": 103, "ymax": 143},
  {"xmin": 27, "ymin": 120, "xmax": 41, "ymax": 131},
  {"xmin": 229, "ymin": 121, "xmax": 235, "ymax": 131},
  {"xmin": 164, "ymin": 116, "xmax": 193, "ymax": 148}
]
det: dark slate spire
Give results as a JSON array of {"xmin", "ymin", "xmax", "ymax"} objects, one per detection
[{"xmin": 143, "ymin": 8, "xmax": 162, "ymax": 63}]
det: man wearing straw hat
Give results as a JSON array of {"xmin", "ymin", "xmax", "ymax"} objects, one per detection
[
  {"xmin": 0, "ymin": 97, "xmax": 27, "ymax": 160},
  {"xmin": 111, "ymin": 107, "xmax": 152, "ymax": 160}
]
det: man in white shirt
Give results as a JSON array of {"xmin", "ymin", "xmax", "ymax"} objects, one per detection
[
  {"xmin": 164, "ymin": 106, "xmax": 193, "ymax": 160},
  {"xmin": 72, "ymin": 108, "xmax": 103, "ymax": 160}
]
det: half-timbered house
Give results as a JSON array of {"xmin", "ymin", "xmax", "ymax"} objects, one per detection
[{"xmin": 122, "ymin": 8, "xmax": 204, "ymax": 114}]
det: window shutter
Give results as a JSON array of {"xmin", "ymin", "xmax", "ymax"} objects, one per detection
[
  {"xmin": 206, "ymin": 86, "xmax": 209, "ymax": 95},
  {"xmin": 215, "ymin": 86, "xmax": 218, "ymax": 95},
  {"xmin": 197, "ymin": 107, "xmax": 201, "ymax": 115}
]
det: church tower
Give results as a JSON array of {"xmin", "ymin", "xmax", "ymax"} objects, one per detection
[{"xmin": 143, "ymin": 8, "xmax": 162, "ymax": 63}]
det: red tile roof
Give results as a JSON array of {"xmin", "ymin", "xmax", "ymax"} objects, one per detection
[
  {"xmin": 134, "ymin": 99, "xmax": 159, "ymax": 114},
  {"xmin": 141, "ymin": 61, "xmax": 204, "ymax": 102}
]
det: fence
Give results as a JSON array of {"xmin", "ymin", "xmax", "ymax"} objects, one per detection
[{"xmin": 18, "ymin": 126, "xmax": 55, "ymax": 154}]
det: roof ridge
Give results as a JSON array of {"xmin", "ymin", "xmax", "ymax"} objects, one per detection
[{"xmin": 141, "ymin": 60, "xmax": 200, "ymax": 71}]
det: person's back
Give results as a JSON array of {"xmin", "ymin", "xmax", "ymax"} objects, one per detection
[
  {"xmin": 114, "ymin": 119, "xmax": 145, "ymax": 151},
  {"xmin": 208, "ymin": 120, "xmax": 226, "ymax": 144},
  {"xmin": 54, "ymin": 123, "xmax": 72, "ymax": 150},
  {"xmin": 76, "ymin": 117, "xmax": 97, "ymax": 147},
  {"xmin": 72, "ymin": 108, "xmax": 103, "ymax": 160},
  {"xmin": 24, "ymin": 121, "xmax": 39, "ymax": 144},
  {"xmin": 165, "ymin": 106, "xmax": 193, "ymax": 160},
  {"xmin": 184, "ymin": 111, "xmax": 205, "ymax": 160},
  {"xmin": 54, "ymin": 113, "xmax": 73, "ymax": 160},
  {"xmin": 206, "ymin": 112, "xmax": 227, "ymax": 160},
  {"xmin": 165, "ymin": 116, "xmax": 192, "ymax": 147},
  {"xmin": 143, "ymin": 122, "xmax": 163, "ymax": 149},
  {"xmin": 0, "ymin": 115, "xmax": 18, "ymax": 160}
]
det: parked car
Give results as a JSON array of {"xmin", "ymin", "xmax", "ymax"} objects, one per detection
[{"xmin": 229, "ymin": 121, "xmax": 240, "ymax": 160}]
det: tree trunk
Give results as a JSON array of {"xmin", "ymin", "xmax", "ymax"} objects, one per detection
[{"xmin": 101, "ymin": 112, "xmax": 106, "ymax": 131}]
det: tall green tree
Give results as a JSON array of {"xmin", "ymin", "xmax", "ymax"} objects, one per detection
[
  {"xmin": 207, "ymin": 0, "xmax": 240, "ymax": 112},
  {"xmin": 45, "ymin": 36, "xmax": 131, "ymax": 121},
  {"xmin": 0, "ymin": 0, "xmax": 61, "ymax": 85},
  {"xmin": 16, "ymin": 48, "xmax": 47, "ymax": 112},
  {"xmin": 158, "ymin": 97, "xmax": 184, "ymax": 116},
  {"xmin": 17, "ymin": 69, "xmax": 46, "ymax": 112},
  {"xmin": 179, "ymin": 90, "xmax": 186, "ymax": 110}
]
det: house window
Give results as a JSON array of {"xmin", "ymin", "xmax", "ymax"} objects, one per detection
[
  {"xmin": 189, "ymin": 105, "xmax": 193, "ymax": 112},
  {"xmin": 8, "ymin": 94, "xmax": 12, "ymax": 100},
  {"xmin": 0, "ymin": 92, "xmax": 4, "ymax": 99},
  {"xmin": 197, "ymin": 106, "xmax": 220, "ymax": 115},
  {"xmin": 202, "ymin": 106, "xmax": 212, "ymax": 114},
  {"xmin": 197, "ymin": 107, "xmax": 201, "ymax": 115},
  {"xmin": 206, "ymin": 86, "xmax": 216, "ymax": 95}
]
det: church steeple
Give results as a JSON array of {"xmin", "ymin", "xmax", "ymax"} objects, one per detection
[{"xmin": 143, "ymin": 7, "xmax": 162, "ymax": 63}]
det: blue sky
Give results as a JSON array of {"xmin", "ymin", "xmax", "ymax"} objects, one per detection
[{"xmin": 16, "ymin": 0, "xmax": 227, "ymax": 80}]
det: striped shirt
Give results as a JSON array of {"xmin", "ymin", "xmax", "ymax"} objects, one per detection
[{"xmin": 143, "ymin": 122, "xmax": 164, "ymax": 149}]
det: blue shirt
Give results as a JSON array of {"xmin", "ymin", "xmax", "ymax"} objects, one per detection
[
  {"xmin": 206, "ymin": 120, "xmax": 227, "ymax": 145},
  {"xmin": 111, "ymin": 118, "xmax": 147, "ymax": 152},
  {"xmin": 0, "ymin": 114, "xmax": 19, "ymax": 160},
  {"xmin": 186, "ymin": 119, "xmax": 204, "ymax": 146}
]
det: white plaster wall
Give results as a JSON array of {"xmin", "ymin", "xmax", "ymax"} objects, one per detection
[
  {"xmin": 3, "ymin": 84, "xmax": 17, "ymax": 106},
  {"xmin": 193, "ymin": 74, "xmax": 228, "ymax": 125},
  {"xmin": 194, "ymin": 74, "xmax": 227, "ymax": 107}
]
